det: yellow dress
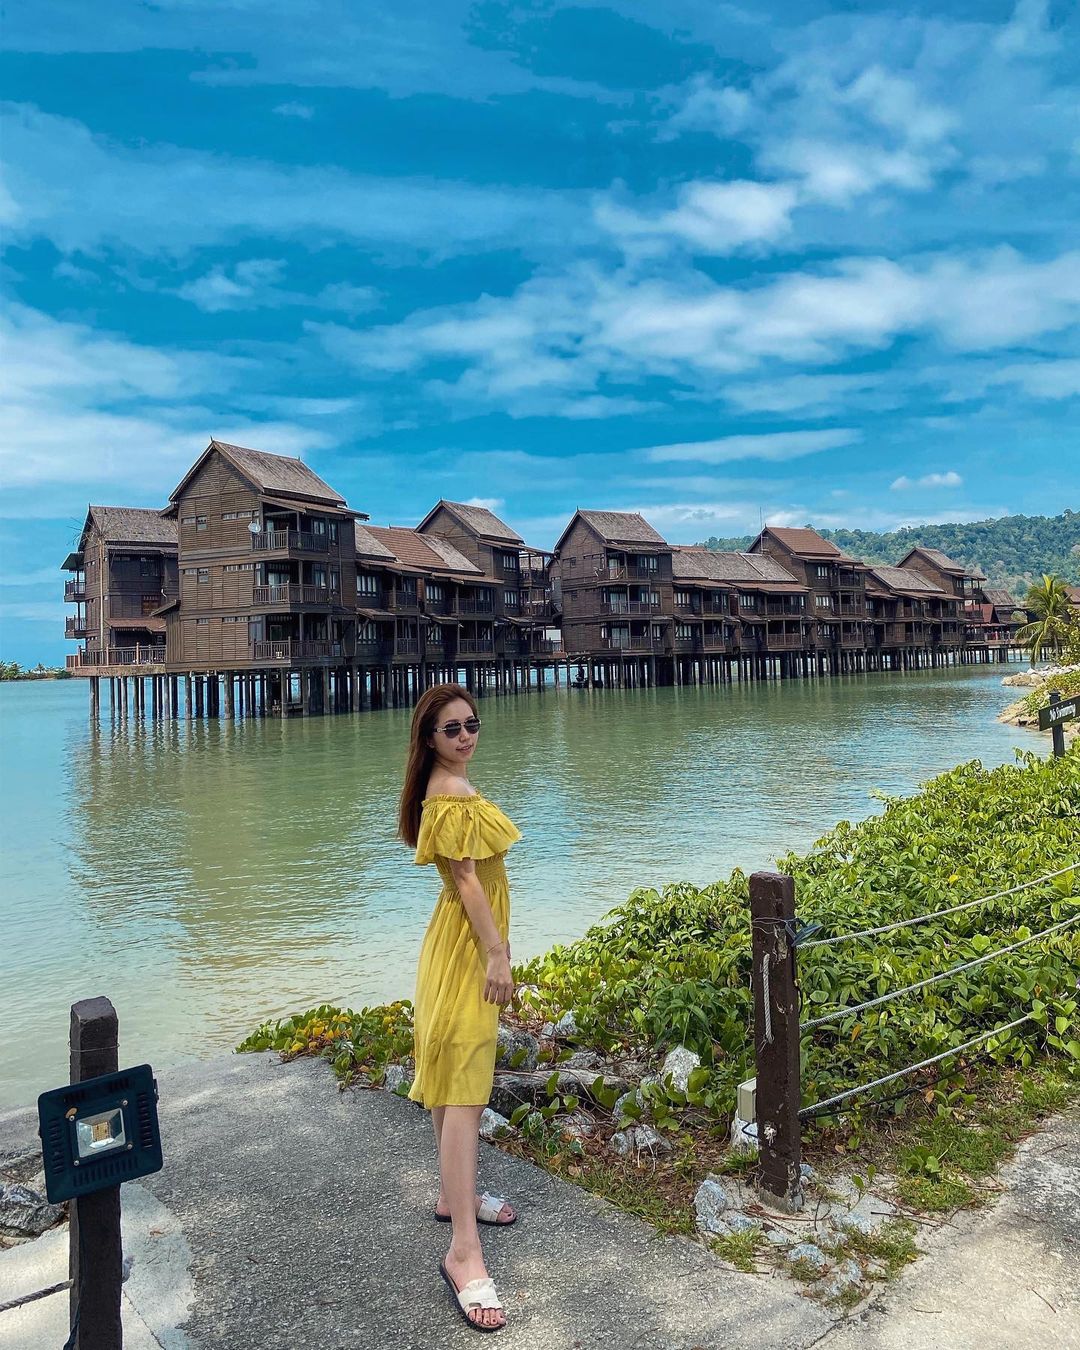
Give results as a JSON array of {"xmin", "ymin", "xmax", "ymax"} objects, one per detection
[{"xmin": 407, "ymin": 793, "xmax": 522, "ymax": 1110}]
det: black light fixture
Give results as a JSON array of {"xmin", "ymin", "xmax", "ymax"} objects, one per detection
[{"xmin": 38, "ymin": 1064, "xmax": 162, "ymax": 1204}]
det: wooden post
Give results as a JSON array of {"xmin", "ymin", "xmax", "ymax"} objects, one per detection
[
  {"xmin": 69, "ymin": 997, "xmax": 122, "ymax": 1350},
  {"xmin": 1050, "ymin": 690, "xmax": 1066, "ymax": 758},
  {"xmin": 749, "ymin": 871, "xmax": 803, "ymax": 1210}
]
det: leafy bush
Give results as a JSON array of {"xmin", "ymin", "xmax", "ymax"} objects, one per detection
[
  {"xmin": 1019, "ymin": 669, "xmax": 1080, "ymax": 718},
  {"xmin": 241, "ymin": 749, "xmax": 1079, "ymax": 1130}
]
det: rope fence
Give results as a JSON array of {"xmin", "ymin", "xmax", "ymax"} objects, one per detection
[
  {"xmin": 799, "ymin": 863, "xmax": 1077, "ymax": 949},
  {"xmin": 800, "ymin": 913, "xmax": 1080, "ymax": 1031},
  {"xmin": 748, "ymin": 862, "xmax": 1079, "ymax": 1209}
]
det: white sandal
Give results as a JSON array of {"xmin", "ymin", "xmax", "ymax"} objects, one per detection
[
  {"xmin": 439, "ymin": 1261, "xmax": 505, "ymax": 1333},
  {"xmin": 434, "ymin": 1191, "xmax": 516, "ymax": 1226}
]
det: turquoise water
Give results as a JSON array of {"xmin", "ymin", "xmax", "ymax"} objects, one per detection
[{"xmin": 0, "ymin": 666, "xmax": 1035, "ymax": 1105}]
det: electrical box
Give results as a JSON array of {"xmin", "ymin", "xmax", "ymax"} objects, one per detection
[{"xmin": 737, "ymin": 1077, "xmax": 757, "ymax": 1122}]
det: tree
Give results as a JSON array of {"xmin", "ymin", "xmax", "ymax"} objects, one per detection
[{"xmin": 1015, "ymin": 574, "xmax": 1073, "ymax": 662}]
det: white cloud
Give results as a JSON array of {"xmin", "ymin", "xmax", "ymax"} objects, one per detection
[
  {"xmin": 462, "ymin": 497, "xmax": 504, "ymax": 511},
  {"xmin": 890, "ymin": 471, "xmax": 964, "ymax": 490},
  {"xmin": 1, "ymin": 104, "xmax": 589, "ymax": 258},
  {"xmin": 176, "ymin": 259, "xmax": 288, "ymax": 312},
  {"xmin": 599, "ymin": 179, "xmax": 798, "ymax": 254},
  {"xmin": 273, "ymin": 101, "xmax": 315, "ymax": 119},
  {"xmin": 643, "ymin": 429, "xmax": 860, "ymax": 465}
]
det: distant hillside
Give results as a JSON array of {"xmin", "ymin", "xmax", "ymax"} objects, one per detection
[{"xmin": 701, "ymin": 509, "xmax": 1080, "ymax": 597}]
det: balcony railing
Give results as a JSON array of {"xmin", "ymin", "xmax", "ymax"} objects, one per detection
[
  {"xmin": 759, "ymin": 633, "xmax": 809, "ymax": 650},
  {"xmin": 67, "ymin": 647, "xmax": 166, "ymax": 669},
  {"xmin": 251, "ymin": 639, "xmax": 343, "ymax": 662},
  {"xmin": 599, "ymin": 635, "xmax": 658, "ymax": 652},
  {"xmin": 392, "ymin": 589, "xmax": 419, "ymax": 610},
  {"xmin": 65, "ymin": 616, "xmax": 88, "ymax": 638},
  {"xmin": 354, "ymin": 640, "xmax": 393, "ymax": 659},
  {"xmin": 458, "ymin": 638, "xmax": 495, "ymax": 654},
  {"xmin": 253, "ymin": 583, "xmax": 335, "ymax": 606},
  {"xmin": 456, "ymin": 598, "xmax": 495, "ymax": 615},
  {"xmin": 599, "ymin": 599, "xmax": 659, "ymax": 615},
  {"xmin": 766, "ymin": 602, "xmax": 808, "ymax": 616},
  {"xmin": 64, "ymin": 579, "xmax": 86, "ymax": 602},
  {"xmin": 250, "ymin": 529, "xmax": 331, "ymax": 553},
  {"xmin": 356, "ymin": 589, "xmax": 392, "ymax": 609}
]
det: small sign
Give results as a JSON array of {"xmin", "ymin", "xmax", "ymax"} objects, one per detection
[{"xmin": 1039, "ymin": 697, "xmax": 1079, "ymax": 731}]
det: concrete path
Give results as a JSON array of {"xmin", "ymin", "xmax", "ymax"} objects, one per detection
[
  {"xmin": 1, "ymin": 1054, "xmax": 1076, "ymax": 1349},
  {"xmin": 817, "ymin": 1108, "xmax": 1080, "ymax": 1350}
]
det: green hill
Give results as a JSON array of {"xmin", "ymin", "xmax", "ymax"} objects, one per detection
[{"xmin": 701, "ymin": 508, "xmax": 1080, "ymax": 596}]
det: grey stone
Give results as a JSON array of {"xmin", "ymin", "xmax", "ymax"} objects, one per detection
[
  {"xmin": 613, "ymin": 1089, "xmax": 644, "ymax": 1122},
  {"xmin": 0, "ymin": 1182, "xmax": 64, "ymax": 1237},
  {"xmin": 730, "ymin": 1114, "xmax": 759, "ymax": 1155},
  {"xmin": 559, "ymin": 1109, "xmax": 596, "ymax": 1141},
  {"xmin": 766, "ymin": 1226, "xmax": 796, "ymax": 1247},
  {"xmin": 562, "ymin": 1049, "xmax": 604, "ymax": 1071},
  {"xmin": 488, "ymin": 1072, "xmax": 545, "ymax": 1117},
  {"xmin": 610, "ymin": 1124, "xmax": 670, "ymax": 1157},
  {"xmin": 496, "ymin": 1025, "xmax": 540, "ymax": 1072},
  {"xmin": 694, "ymin": 1178, "xmax": 731, "ymax": 1235},
  {"xmin": 661, "ymin": 1045, "xmax": 701, "ymax": 1092},
  {"xmin": 541, "ymin": 1011, "xmax": 579, "ymax": 1040},
  {"xmin": 836, "ymin": 1210, "xmax": 874, "ymax": 1237},
  {"xmin": 479, "ymin": 1108, "xmax": 513, "ymax": 1141},
  {"xmin": 799, "ymin": 1163, "xmax": 815, "ymax": 1182},
  {"xmin": 382, "ymin": 1064, "xmax": 412, "ymax": 1094},
  {"xmin": 826, "ymin": 1259, "xmax": 863, "ymax": 1299},
  {"xmin": 726, "ymin": 1213, "xmax": 763, "ymax": 1235},
  {"xmin": 787, "ymin": 1242, "xmax": 829, "ymax": 1272}
]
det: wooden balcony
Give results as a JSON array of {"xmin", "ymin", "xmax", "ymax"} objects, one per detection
[
  {"xmin": 64, "ymin": 579, "xmax": 86, "ymax": 602},
  {"xmin": 251, "ymin": 639, "xmax": 343, "ymax": 662},
  {"xmin": 765, "ymin": 601, "xmax": 808, "ymax": 616},
  {"xmin": 600, "ymin": 599, "xmax": 659, "ymax": 616},
  {"xmin": 253, "ymin": 583, "xmax": 335, "ymax": 606},
  {"xmin": 67, "ymin": 647, "xmax": 166, "ymax": 669},
  {"xmin": 250, "ymin": 529, "xmax": 331, "ymax": 554},
  {"xmin": 456, "ymin": 598, "xmax": 495, "ymax": 615},
  {"xmin": 458, "ymin": 638, "xmax": 495, "ymax": 655},
  {"xmin": 355, "ymin": 589, "xmax": 392, "ymax": 609},
  {"xmin": 599, "ymin": 635, "xmax": 658, "ymax": 652},
  {"xmin": 391, "ymin": 588, "xmax": 419, "ymax": 611},
  {"xmin": 354, "ymin": 640, "xmax": 393, "ymax": 660},
  {"xmin": 65, "ymin": 615, "xmax": 88, "ymax": 638}
]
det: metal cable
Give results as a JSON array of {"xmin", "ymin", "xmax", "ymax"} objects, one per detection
[
  {"xmin": 800, "ymin": 864, "xmax": 1078, "ymax": 949},
  {"xmin": 801, "ymin": 914, "xmax": 1080, "ymax": 1030},
  {"xmin": 761, "ymin": 953, "xmax": 773, "ymax": 1045},
  {"xmin": 797, "ymin": 1014, "xmax": 1033, "ymax": 1120}
]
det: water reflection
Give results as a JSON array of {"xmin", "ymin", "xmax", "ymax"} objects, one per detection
[{"xmin": 1, "ymin": 667, "xmax": 1030, "ymax": 1105}]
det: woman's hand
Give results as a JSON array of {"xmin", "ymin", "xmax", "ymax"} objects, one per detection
[{"xmin": 484, "ymin": 946, "xmax": 514, "ymax": 1007}]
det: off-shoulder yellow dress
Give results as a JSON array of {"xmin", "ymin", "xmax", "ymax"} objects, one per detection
[{"xmin": 408, "ymin": 794, "xmax": 522, "ymax": 1110}]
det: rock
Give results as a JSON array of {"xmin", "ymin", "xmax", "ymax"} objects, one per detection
[
  {"xmin": 610, "ymin": 1125, "xmax": 671, "ymax": 1157},
  {"xmin": 826, "ymin": 1259, "xmax": 863, "ymax": 1299},
  {"xmin": 799, "ymin": 1163, "xmax": 815, "ymax": 1182},
  {"xmin": 725, "ymin": 1213, "xmax": 763, "ymax": 1235},
  {"xmin": 694, "ymin": 1179, "xmax": 731, "ymax": 1235},
  {"xmin": 639, "ymin": 1073, "xmax": 661, "ymax": 1092},
  {"xmin": 488, "ymin": 1073, "xmax": 544, "ymax": 1117},
  {"xmin": 787, "ymin": 1242, "xmax": 829, "ymax": 1272},
  {"xmin": 661, "ymin": 1045, "xmax": 701, "ymax": 1093},
  {"xmin": 495, "ymin": 1026, "xmax": 540, "ymax": 1072},
  {"xmin": 559, "ymin": 1070, "xmax": 630, "ymax": 1099},
  {"xmin": 559, "ymin": 1109, "xmax": 596, "ymax": 1141},
  {"xmin": 0, "ymin": 1183, "xmax": 64, "ymax": 1238},
  {"xmin": 729, "ymin": 1114, "xmax": 759, "ymax": 1155},
  {"xmin": 541, "ymin": 1011, "xmax": 579, "ymax": 1040},
  {"xmin": 479, "ymin": 1108, "xmax": 514, "ymax": 1141},
  {"xmin": 383, "ymin": 1064, "xmax": 412, "ymax": 1094},
  {"xmin": 836, "ymin": 1210, "xmax": 874, "ymax": 1237},
  {"xmin": 765, "ymin": 1226, "xmax": 795, "ymax": 1247},
  {"xmin": 613, "ymin": 1089, "xmax": 644, "ymax": 1122},
  {"xmin": 563, "ymin": 1050, "xmax": 604, "ymax": 1071}
]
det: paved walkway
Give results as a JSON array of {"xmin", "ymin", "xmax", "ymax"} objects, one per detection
[{"xmin": 1, "ymin": 1054, "xmax": 1076, "ymax": 1349}]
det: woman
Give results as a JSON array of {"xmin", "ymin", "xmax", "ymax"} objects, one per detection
[{"xmin": 399, "ymin": 683, "xmax": 521, "ymax": 1334}]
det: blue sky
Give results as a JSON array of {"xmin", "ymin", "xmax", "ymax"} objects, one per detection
[{"xmin": 2, "ymin": 0, "xmax": 1079, "ymax": 663}]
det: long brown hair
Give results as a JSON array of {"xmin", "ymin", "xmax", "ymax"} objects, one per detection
[{"xmin": 398, "ymin": 683, "xmax": 479, "ymax": 847}]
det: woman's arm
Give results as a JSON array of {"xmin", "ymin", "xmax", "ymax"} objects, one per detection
[{"xmin": 448, "ymin": 856, "xmax": 513, "ymax": 1006}]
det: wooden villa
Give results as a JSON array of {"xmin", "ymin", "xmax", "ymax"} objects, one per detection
[{"xmin": 61, "ymin": 439, "xmax": 1026, "ymax": 717}]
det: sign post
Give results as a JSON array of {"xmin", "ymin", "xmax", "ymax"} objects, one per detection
[{"xmin": 1039, "ymin": 690, "xmax": 1078, "ymax": 758}]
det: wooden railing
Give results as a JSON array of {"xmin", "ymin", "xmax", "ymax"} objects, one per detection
[
  {"xmin": 599, "ymin": 636, "xmax": 657, "ymax": 652},
  {"xmin": 251, "ymin": 639, "xmax": 342, "ymax": 661},
  {"xmin": 250, "ymin": 530, "xmax": 330, "ymax": 553},
  {"xmin": 599, "ymin": 599, "xmax": 658, "ymax": 615},
  {"xmin": 65, "ymin": 616, "xmax": 88, "ymax": 637},
  {"xmin": 459, "ymin": 638, "xmax": 495, "ymax": 654},
  {"xmin": 67, "ymin": 648, "xmax": 166, "ymax": 669},
  {"xmin": 253, "ymin": 583, "xmax": 334, "ymax": 606},
  {"xmin": 64, "ymin": 579, "xmax": 86, "ymax": 601},
  {"xmin": 456, "ymin": 598, "xmax": 495, "ymax": 615}
]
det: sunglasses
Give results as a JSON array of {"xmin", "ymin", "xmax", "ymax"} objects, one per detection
[{"xmin": 432, "ymin": 716, "xmax": 482, "ymax": 739}]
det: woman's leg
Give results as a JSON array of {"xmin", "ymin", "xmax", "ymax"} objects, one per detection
[
  {"xmin": 440, "ymin": 1104, "xmax": 505, "ymax": 1330},
  {"xmin": 433, "ymin": 1105, "xmax": 514, "ymax": 1222}
]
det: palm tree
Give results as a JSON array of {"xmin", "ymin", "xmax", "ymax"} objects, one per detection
[{"xmin": 1016, "ymin": 574, "xmax": 1072, "ymax": 662}]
